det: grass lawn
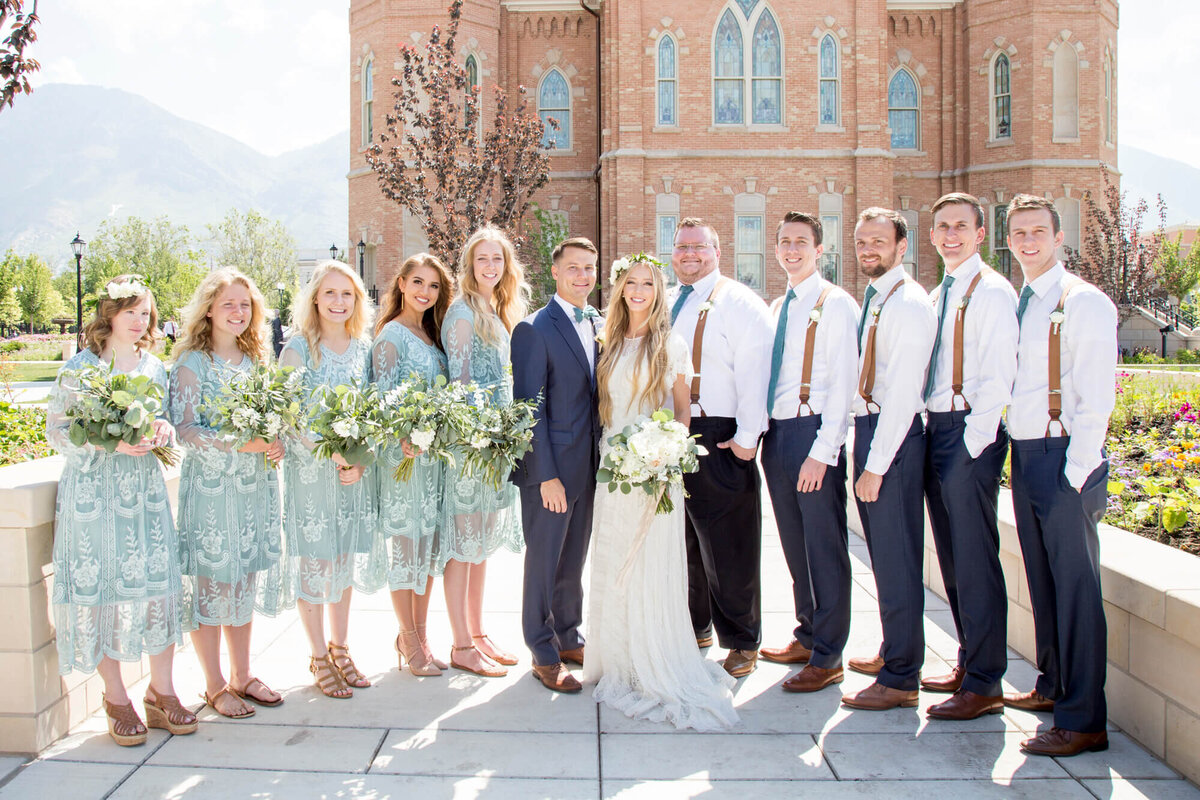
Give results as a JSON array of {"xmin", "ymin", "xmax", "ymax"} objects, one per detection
[{"xmin": 1, "ymin": 363, "xmax": 60, "ymax": 382}]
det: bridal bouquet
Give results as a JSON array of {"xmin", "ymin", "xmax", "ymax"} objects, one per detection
[
  {"xmin": 202, "ymin": 364, "xmax": 305, "ymax": 468},
  {"xmin": 62, "ymin": 363, "xmax": 180, "ymax": 467},
  {"xmin": 596, "ymin": 409, "xmax": 706, "ymax": 515},
  {"xmin": 379, "ymin": 374, "xmax": 474, "ymax": 481},
  {"xmin": 458, "ymin": 388, "xmax": 540, "ymax": 490},
  {"xmin": 309, "ymin": 384, "xmax": 385, "ymax": 468}
]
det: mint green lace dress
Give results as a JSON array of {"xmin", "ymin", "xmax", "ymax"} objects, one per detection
[
  {"xmin": 372, "ymin": 321, "xmax": 448, "ymax": 593},
  {"xmin": 47, "ymin": 349, "xmax": 184, "ymax": 675},
  {"xmin": 439, "ymin": 300, "xmax": 523, "ymax": 565},
  {"xmin": 169, "ymin": 349, "xmax": 286, "ymax": 629},
  {"xmin": 279, "ymin": 336, "xmax": 384, "ymax": 603}
]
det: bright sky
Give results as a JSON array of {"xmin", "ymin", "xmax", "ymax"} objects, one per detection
[{"xmin": 25, "ymin": 1, "xmax": 1196, "ymax": 165}]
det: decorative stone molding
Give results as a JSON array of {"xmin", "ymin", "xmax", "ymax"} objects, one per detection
[
  {"xmin": 645, "ymin": 23, "xmax": 688, "ymax": 57},
  {"xmin": 888, "ymin": 13, "xmax": 938, "ymax": 38},
  {"xmin": 518, "ymin": 14, "xmax": 587, "ymax": 39},
  {"xmin": 889, "ymin": 51, "xmax": 935, "ymax": 97},
  {"xmin": 1045, "ymin": 30, "xmax": 1088, "ymax": 69},
  {"xmin": 808, "ymin": 18, "xmax": 850, "ymax": 56},
  {"xmin": 978, "ymin": 36, "xmax": 1020, "ymax": 75}
]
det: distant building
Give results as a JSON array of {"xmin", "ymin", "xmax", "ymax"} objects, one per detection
[{"xmin": 349, "ymin": 0, "xmax": 1119, "ymax": 302}]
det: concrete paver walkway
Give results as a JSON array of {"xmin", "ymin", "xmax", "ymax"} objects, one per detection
[{"xmin": 0, "ymin": 498, "xmax": 1196, "ymax": 799}]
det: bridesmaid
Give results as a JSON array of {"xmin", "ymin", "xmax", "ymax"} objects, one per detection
[
  {"xmin": 440, "ymin": 226, "xmax": 528, "ymax": 676},
  {"xmin": 372, "ymin": 253, "xmax": 453, "ymax": 676},
  {"xmin": 280, "ymin": 261, "xmax": 384, "ymax": 698},
  {"xmin": 47, "ymin": 275, "xmax": 197, "ymax": 746},
  {"xmin": 169, "ymin": 268, "xmax": 286, "ymax": 719}
]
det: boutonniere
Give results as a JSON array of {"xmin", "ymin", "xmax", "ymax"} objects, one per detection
[
  {"xmin": 956, "ymin": 297, "xmax": 969, "ymax": 311},
  {"xmin": 1049, "ymin": 310, "xmax": 1066, "ymax": 325},
  {"xmin": 809, "ymin": 308, "xmax": 822, "ymax": 322},
  {"xmin": 698, "ymin": 300, "xmax": 715, "ymax": 315},
  {"xmin": 871, "ymin": 305, "xmax": 882, "ymax": 320},
  {"xmin": 595, "ymin": 330, "xmax": 607, "ymax": 348}
]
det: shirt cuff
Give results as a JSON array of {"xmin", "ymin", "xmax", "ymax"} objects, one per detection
[
  {"xmin": 963, "ymin": 427, "xmax": 991, "ymax": 460},
  {"xmin": 808, "ymin": 440, "xmax": 839, "ymax": 467},
  {"xmin": 733, "ymin": 429, "xmax": 762, "ymax": 451},
  {"xmin": 1063, "ymin": 459, "xmax": 1091, "ymax": 491},
  {"xmin": 864, "ymin": 452, "xmax": 891, "ymax": 476}
]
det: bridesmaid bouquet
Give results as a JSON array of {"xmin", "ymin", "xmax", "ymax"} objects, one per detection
[
  {"xmin": 379, "ymin": 374, "xmax": 474, "ymax": 481},
  {"xmin": 458, "ymin": 388, "xmax": 540, "ymax": 490},
  {"xmin": 62, "ymin": 363, "xmax": 180, "ymax": 467},
  {"xmin": 203, "ymin": 365, "xmax": 305, "ymax": 469},
  {"xmin": 596, "ymin": 409, "xmax": 706, "ymax": 515},
  {"xmin": 309, "ymin": 384, "xmax": 386, "ymax": 468}
]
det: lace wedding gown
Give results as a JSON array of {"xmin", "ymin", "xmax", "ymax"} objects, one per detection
[{"xmin": 583, "ymin": 333, "xmax": 738, "ymax": 730}]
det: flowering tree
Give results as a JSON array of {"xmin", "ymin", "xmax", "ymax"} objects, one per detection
[
  {"xmin": 1, "ymin": 0, "xmax": 39, "ymax": 113},
  {"xmin": 1067, "ymin": 171, "xmax": 1167, "ymax": 322},
  {"xmin": 366, "ymin": 0, "xmax": 555, "ymax": 272},
  {"xmin": 1154, "ymin": 233, "xmax": 1200, "ymax": 304}
]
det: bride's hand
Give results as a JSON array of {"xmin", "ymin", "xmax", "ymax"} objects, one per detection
[{"xmin": 540, "ymin": 478, "xmax": 567, "ymax": 514}]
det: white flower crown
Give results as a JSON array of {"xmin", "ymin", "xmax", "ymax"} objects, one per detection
[
  {"xmin": 609, "ymin": 252, "xmax": 667, "ymax": 286},
  {"xmin": 106, "ymin": 276, "xmax": 149, "ymax": 300}
]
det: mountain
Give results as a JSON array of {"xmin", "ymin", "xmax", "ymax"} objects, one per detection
[
  {"xmin": 0, "ymin": 84, "xmax": 349, "ymax": 267},
  {"xmin": 1118, "ymin": 144, "xmax": 1200, "ymax": 226}
]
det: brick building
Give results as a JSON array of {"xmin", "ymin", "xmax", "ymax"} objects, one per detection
[{"xmin": 349, "ymin": 0, "xmax": 1119, "ymax": 302}]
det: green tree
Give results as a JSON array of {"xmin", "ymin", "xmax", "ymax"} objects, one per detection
[
  {"xmin": 0, "ymin": 251, "xmax": 22, "ymax": 331},
  {"xmin": 207, "ymin": 208, "xmax": 298, "ymax": 295},
  {"xmin": 84, "ymin": 216, "xmax": 207, "ymax": 321},
  {"xmin": 1154, "ymin": 233, "xmax": 1200, "ymax": 303},
  {"xmin": 523, "ymin": 205, "xmax": 569, "ymax": 307},
  {"xmin": 5, "ymin": 251, "xmax": 64, "ymax": 329}
]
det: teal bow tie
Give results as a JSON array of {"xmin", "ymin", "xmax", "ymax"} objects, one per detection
[{"xmin": 574, "ymin": 305, "xmax": 599, "ymax": 323}]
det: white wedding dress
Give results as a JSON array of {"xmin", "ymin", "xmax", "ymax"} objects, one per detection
[{"xmin": 584, "ymin": 333, "xmax": 739, "ymax": 730}]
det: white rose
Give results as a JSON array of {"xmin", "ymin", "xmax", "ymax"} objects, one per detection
[
  {"xmin": 332, "ymin": 418, "xmax": 360, "ymax": 439},
  {"xmin": 410, "ymin": 427, "xmax": 436, "ymax": 450}
]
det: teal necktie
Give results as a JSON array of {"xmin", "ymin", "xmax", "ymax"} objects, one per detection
[
  {"xmin": 922, "ymin": 275, "xmax": 956, "ymax": 402},
  {"xmin": 856, "ymin": 284, "xmax": 878, "ymax": 354},
  {"xmin": 766, "ymin": 287, "xmax": 796, "ymax": 418},
  {"xmin": 670, "ymin": 284, "xmax": 694, "ymax": 325},
  {"xmin": 573, "ymin": 305, "xmax": 598, "ymax": 323},
  {"xmin": 1016, "ymin": 285, "xmax": 1035, "ymax": 326}
]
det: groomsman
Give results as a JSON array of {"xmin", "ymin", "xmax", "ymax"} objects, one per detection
[
  {"xmin": 841, "ymin": 208, "xmax": 936, "ymax": 711},
  {"xmin": 758, "ymin": 212, "xmax": 858, "ymax": 693},
  {"xmin": 920, "ymin": 193, "xmax": 1019, "ymax": 720},
  {"xmin": 1003, "ymin": 194, "xmax": 1116, "ymax": 756},
  {"xmin": 668, "ymin": 217, "xmax": 773, "ymax": 677}
]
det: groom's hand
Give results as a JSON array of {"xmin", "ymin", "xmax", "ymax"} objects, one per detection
[
  {"xmin": 541, "ymin": 478, "xmax": 568, "ymax": 514},
  {"xmin": 717, "ymin": 440, "xmax": 757, "ymax": 462},
  {"xmin": 796, "ymin": 457, "xmax": 827, "ymax": 493},
  {"xmin": 854, "ymin": 470, "xmax": 883, "ymax": 503}
]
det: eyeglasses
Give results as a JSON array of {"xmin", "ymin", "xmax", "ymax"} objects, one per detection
[{"xmin": 673, "ymin": 243, "xmax": 714, "ymax": 253}]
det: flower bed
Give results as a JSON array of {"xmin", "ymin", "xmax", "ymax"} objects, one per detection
[
  {"xmin": 0, "ymin": 401, "xmax": 50, "ymax": 466},
  {"xmin": 1105, "ymin": 371, "xmax": 1200, "ymax": 555}
]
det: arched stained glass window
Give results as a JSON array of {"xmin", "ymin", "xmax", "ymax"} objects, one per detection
[
  {"xmin": 751, "ymin": 11, "xmax": 781, "ymax": 124},
  {"xmin": 819, "ymin": 34, "xmax": 839, "ymax": 126},
  {"xmin": 538, "ymin": 68, "xmax": 570, "ymax": 150},
  {"xmin": 714, "ymin": 9, "xmax": 744, "ymax": 124},
  {"xmin": 993, "ymin": 53, "xmax": 1011, "ymax": 139},
  {"xmin": 734, "ymin": 0, "xmax": 759, "ymax": 16},
  {"xmin": 466, "ymin": 55, "xmax": 479, "ymax": 89},
  {"xmin": 658, "ymin": 35, "xmax": 677, "ymax": 126},
  {"xmin": 888, "ymin": 69, "xmax": 920, "ymax": 150}
]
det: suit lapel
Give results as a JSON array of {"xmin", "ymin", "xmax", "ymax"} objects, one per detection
[{"xmin": 547, "ymin": 300, "xmax": 591, "ymax": 378}]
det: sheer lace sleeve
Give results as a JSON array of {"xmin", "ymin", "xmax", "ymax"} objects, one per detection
[
  {"xmin": 168, "ymin": 353, "xmax": 233, "ymax": 452},
  {"xmin": 442, "ymin": 304, "xmax": 476, "ymax": 385},
  {"xmin": 279, "ymin": 338, "xmax": 317, "ymax": 450},
  {"xmin": 46, "ymin": 357, "xmax": 97, "ymax": 463},
  {"xmin": 667, "ymin": 333, "xmax": 693, "ymax": 384},
  {"xmin": 372, "ymin": 330, "xmax": 407, "ymax": 392}
]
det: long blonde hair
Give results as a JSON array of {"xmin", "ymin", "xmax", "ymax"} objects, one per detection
[
  {"xmin": 82, "ymin": 274, "xmax": 159, "ymax": 356},
  {"xmin": 176, "ymin": 268, "xmax": 270, "ymax": 364},
  {"xmin": 374, "ymin": 253, "xmax": 453, "ymax": 346},
  {"xmin": 292, "ymin": 260, "xmax": 374, "ymax": 365},
  {"xmin": 597, "ymin": 260, "xmax": 673, "ymax": 426},
  {"xmin": 456, "ymin": 226, "xmax": 529, "ymax": 344}
]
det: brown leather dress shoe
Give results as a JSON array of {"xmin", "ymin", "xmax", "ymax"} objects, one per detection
[
  {"xmin": 558, "ymin": 647, "xmax": 584, "ymax": 666},
  {"xmin": 841, "ymin": 681, "xmax": 919, "ymax": 710},
  {"xmin": 1003, "ymin": 690, "xmax": 1055, "ymax": 712},
  {"xmin": 531, "ymin": 663, "xmax": 583, "ymax": 694},
  {"xmin": 920, "ymin": 666, "xmax": 964, "ymax": 694},
  {"xmin": 781, "ymin": 664, "xmax": 843, "ymax": 693},
  {"xmin": 759, "ymin": 639, "xmax": 813, "ymax": 665},
  {"xmin": 1020, "ymin": 727, "xmax": 1108, "ymax": 757},
  {"xmin": 723, "ymin": 649, "xmax": 758, "ymax": 678},
  {"xmin": 926, "ymin": 689, "xmax": 1003, "ymax": 720},
  {"xmin": 847, "ymin": 653, "xmax": 885, "ymax": 676}
]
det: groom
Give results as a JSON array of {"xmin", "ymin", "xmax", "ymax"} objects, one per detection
[{"xmin": 511, "ymin": 237, "xmax": 601, "ymax": 694}]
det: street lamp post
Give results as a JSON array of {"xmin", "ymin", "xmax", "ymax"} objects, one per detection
[
  {"xmin": 329, "ymin": 243, "xmax": 339, "ymax": 262},
  {"xmin": 71, "ymin": 233, "xmax": 86, "ymax": 346},
  {"xmin": 356, "ymin": 239, "xmax": 366, "ymax": 282}
]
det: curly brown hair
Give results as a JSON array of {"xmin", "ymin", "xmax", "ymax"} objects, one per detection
[
  {"xmin": 175, "ymin": 268, "xmax": 270, "ymax": 365},
  {"xmin": 81, "ymin": 274, "xmax": 159, "ymax": 356}
]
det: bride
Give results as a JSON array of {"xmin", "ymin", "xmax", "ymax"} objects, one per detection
[{"xmin": 583, "ymin": 255, "xmax": 739, "ymax": 730}]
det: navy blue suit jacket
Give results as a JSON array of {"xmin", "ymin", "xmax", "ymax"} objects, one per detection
[{"xmin": 510, "ymin": 300, "xmax": 601, "ymax": 498}]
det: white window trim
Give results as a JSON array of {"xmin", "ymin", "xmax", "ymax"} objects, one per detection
[
  {"xmin": 656, "ymin": 33, "xmax": 679, "ymax": 129},
  {"xmin": 1104, "ymin": 53, "xmax": 1115, "ymax": 145},
  {"xmin": 361, "ymin": 56, "xmax": 375, "ymax": 150},
  {"xmin": 733, "ymin": 213, "xmax": 767, "ymax": 296},
  {"xmin": 711, "ymin": 2, "xmax": 785, "ymax": 129},
  {"xmin": 817, "ymin": 32, "xmax": 840, "ymax": 130},
  {"xmin": 465, "ymin": 53, "xmax": 484, "ymax": 140},
  {"xmin": 992, "ymin": 205, "xmax": 1013, "ymax": 278},
  {"xmin": 656, "ymin": 213, "xmax": 679, "ymax": 285},
  {"xmin": 887, "ymin": 67, "xmax": 921, "ymax": 152},
  {"xmin": 901, "ymin": 210, "xmax": 919, "ymax": 280},
  {"xmin": 819, "ymin": 214, "xmax": 841, "ymax": 285},
  {"xmin": 537, "ymin": 67, "xmax": 572, "ymax": 153},
  {"xmin": 990, "ymin": 52, "xmax": 1012, "ymax": 142}
]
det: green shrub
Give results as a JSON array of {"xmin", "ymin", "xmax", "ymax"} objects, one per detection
[
  {"xmin": 0, "ymin": 402, "xmax": 50, "ymax": 466},
  {"xmin": 0, "ymin": 342, "xmax": 21, "ymax": 354},
  {"xmin": 1175, "ymin": 348, "xmax": 1200, "ymax": 364}
]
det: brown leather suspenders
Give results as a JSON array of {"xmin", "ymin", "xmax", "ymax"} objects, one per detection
[
  {"xmin": 689, "ymin": 277, "xmax": 730, "ymax": 417},
  {"xmin": 1046, "ymin": 276, "xmax": 1084, "ymax": 437},
  {"xmin": 857, "ymin": 279, "xmax": 910, "ymax": 413},
  {"xmin": 948, "ymin": 269, "xmax": 986, "ymax": 411},
  {"xmin": 797, "ymin": 284, "xmax": 834, "ymax": 417}
]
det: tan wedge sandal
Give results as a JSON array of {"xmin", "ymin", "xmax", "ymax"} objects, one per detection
[
  {"xmin": 327, "ymin": 642, "xmax": 371, "ymax": 688},
  {"xmin": 145, "ymin": 686, "xmax": 199, "ymax": 734},
  {"xmin": 309, "ymin": 654, "xmax": 353, "ymax": 699},
  {"xmin": 103, "ymin": 696, "xmax": 147, "ymax": 747}
]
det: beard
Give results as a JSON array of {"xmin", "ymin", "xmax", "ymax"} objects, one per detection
[{"xmin": 857, "ymin": 243, "xmax": 898, "ymax": 280}]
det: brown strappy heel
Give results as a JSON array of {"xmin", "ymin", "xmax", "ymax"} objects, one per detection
[
  {"xmin": 309, "ymin": 654, "xmax": 353, "ymax": 698},
  {"xmin": 396, "ymin": 630, "xmax": 443, "ymax": 676},
  {"xmin": 327, "ymin": 642, "xmax": 370, "ymax": 688},
  {"xmin": 144, "ymin": 686, "xmax": 199, "ymax": 734}
]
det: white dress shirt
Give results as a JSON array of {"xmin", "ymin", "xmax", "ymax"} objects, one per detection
[
  {"xmin": 668, "ymin": 269, "xmax": 773, "ymax": 449},
  {"xmin": 925, "ymin": 254, "xmax": 1019, "ymax": 457},
  {"xmin": 1007, "ymin": 263, "xmax": 1117, "ymax": 488},
  {"xmin": 554, "ymin": 293, "xmax": 596, "ymax": 371},
  {"xmin": 769, "ymin": 271, "xmax": 860, "ymax": 466},
  {"xmin": 852, "ymin": 263, "xmax": 937, "ymax": 476}
]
